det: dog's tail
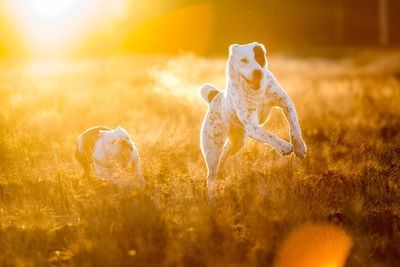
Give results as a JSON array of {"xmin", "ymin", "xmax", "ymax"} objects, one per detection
[{"xmin": 199, "ymin": 83, "xmax": 220, "ymax": 104}]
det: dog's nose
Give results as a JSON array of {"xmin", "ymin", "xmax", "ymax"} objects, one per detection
[{"xmin": 253, "ymin": 69, "xmax": 262, "ymax": 80}]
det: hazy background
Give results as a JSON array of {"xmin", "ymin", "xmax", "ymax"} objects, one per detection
[{"xmin": 0, "ymin": 0, "xmax": 399, "ymax": 58}]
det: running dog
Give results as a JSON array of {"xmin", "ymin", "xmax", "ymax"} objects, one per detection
[
  {"xmin": 76, "ymin": 126, "xmax": 145, "ymax": 187},
  {"xmin": 199, "ymin": 42, "xmax": 306, "ymax": 200}
]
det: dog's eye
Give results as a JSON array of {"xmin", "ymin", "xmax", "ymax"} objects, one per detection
[{"xmin": 241, "ymin": 58, "xmax": 248, "ymax": 63}]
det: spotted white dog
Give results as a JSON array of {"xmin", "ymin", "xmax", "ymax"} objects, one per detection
[
  {"xmin": 199, "ymin": 42, "xmax": 306, "ymax": 200},
  {"xmin": 76, "ymin": 126, "xmax": 145, "ymax": 187}
]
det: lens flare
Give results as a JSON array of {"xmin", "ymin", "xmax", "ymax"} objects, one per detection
[{"xmin": 276, "ymin": 223, "xmax": 352, "ymax": 267}]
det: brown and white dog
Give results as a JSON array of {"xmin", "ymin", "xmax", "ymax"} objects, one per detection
[
  {"xmin": 199, "ymin": 42, "xmax": 306, "ymax": 200},
  {"xmin": 76, "ymin": 126, "xmax": 145, "ymax": 187}
]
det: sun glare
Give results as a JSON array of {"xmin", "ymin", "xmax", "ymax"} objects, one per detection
[
  {"xmin": 2, "ymin": 0, "xmax": 210, "ymax": 58},
  {"xmin": 4, "ymin": 0, "xmax": 128, "ymax": 58},
  {"xmin": 27, "ymin": 0, "xmax": 78, "ymax": 19}
]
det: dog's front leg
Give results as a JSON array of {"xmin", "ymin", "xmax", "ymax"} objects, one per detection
[
  {"xmin": 239, "ymin": 109, "xmax": 293, "ymax": 156},
  {"xmin": 270, "ymin": 82, "xmax": 307, "ymax": 159}
]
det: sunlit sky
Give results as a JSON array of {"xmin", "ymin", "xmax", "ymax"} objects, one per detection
[{"xmin": 2, "ymin": 0, "xmax": 129, "ymax": 57}]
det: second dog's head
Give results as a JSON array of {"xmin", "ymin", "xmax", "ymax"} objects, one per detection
[
  {"xmin": 99, "ymin": 127, "xmax": 135, "ymax": 159},
  {"xmin": 228, "ymin": 42, "xmax": 267, "ymax": 91}
]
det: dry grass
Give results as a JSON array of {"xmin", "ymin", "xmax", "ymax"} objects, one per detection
[{"xmin": 0, "ymin": 51, "xmax": 399, "ymax": 266}]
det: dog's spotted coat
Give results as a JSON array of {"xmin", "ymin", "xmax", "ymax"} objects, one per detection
[
  {"xmin": 199, "ymin": 42, "xmax": 307, "ymax": 200},
  {"xmin": 76, "ymin": 126, "xmax": 145, "ymax": 187}
]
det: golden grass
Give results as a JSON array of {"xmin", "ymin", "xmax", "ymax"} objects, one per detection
[{"xmin": 0, "ymin": 51, "xmax": 399, "ymax": 266}]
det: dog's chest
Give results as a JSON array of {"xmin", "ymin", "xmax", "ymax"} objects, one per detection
[
  {"xmin": 225, "ymin": 90, "xmax": 274, "ymax": 127},
  {"xmin": 257, "ymin": 100, "xmax": 273, "ymax": 125},
  {"xmin": 244, "ymin": 91, "xmax": 274, "ymax": 125}
]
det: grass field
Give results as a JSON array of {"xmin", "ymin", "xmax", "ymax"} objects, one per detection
[{"xmin": 0, "ymin": 51, "xmax": 399, "ymax": 266}]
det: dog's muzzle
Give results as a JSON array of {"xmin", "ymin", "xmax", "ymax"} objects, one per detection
[
  {"xmin": 251, "ymin": 70, "xmax": 262, "ymax": 90},
  {"xmin": 241, "ymin": 70, "xmax": 263, "ymax": 90}
]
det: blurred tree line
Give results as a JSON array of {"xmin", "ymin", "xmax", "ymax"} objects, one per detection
[{"xmin": 200, "ymin": 0, "xmax": 400, "ymax": 53}]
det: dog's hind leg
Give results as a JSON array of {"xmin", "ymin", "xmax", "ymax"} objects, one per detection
[
  {"xmin": 200, "ymin": 105, "xmax": 229, "ymax": 202},
  {"xmin": 219, "ymin": 126, "xmax": 246, "ymax": 173}
]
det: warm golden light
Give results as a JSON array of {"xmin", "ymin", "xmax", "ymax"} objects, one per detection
[
  {"xmin": 27, "ymin": 0, "xmax": 78, "ymax": 19},
  {"xmin": 121, "ymin": 4, "xmax": 213, "ymax": 54},
  {"xmin": 0, "ymin": 1, "xmax": 396, "ymax": 265},
  {"xmin": 3, "ymin": 0, "xmax": 127, "ymax": 57}
]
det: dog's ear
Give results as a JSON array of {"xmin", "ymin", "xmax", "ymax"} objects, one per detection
[
  {"xmin": 252, "ymin": 42, "xmax": 265, "ymax": 51},
  {"xmin": 229, "ymin": 44, "xmax": 239, "ymax": 55},
  {"xmin": 253, "ymin": 43, "xmax": 267, "ymax": 68}
]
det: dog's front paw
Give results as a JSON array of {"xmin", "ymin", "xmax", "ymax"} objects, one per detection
[
  {"xmin": 276, "ymin": 140, "xmax": 294, "ymax": 156},
  {"xmin": 292, "ymin": 137, "xmax": 307, "ymax": 159}
]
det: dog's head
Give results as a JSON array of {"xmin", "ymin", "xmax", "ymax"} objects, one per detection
[
  {"xmin": 99, "ymin": 126, "xmax": 134, "ymax": 158},
  {"xmin": 228, "ymin": 42, "xmax": 267, "ymax": 91}
]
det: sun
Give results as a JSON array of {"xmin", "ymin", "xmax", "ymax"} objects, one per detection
[
  {"xmin": 5, "ymin": 0, "xmax": 93, "ymax": 57},
  {"xmin": 4, "ymin": 0, "xmax": 129, "ymax": 57},
  {"xmin": 27, "ymin": 0, "xmax": 78, "ymax": 19}
]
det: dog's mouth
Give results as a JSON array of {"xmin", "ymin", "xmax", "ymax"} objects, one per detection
[{"xmin": 240, "ymin": 74, "xmax": 261, "ymax": 90}]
